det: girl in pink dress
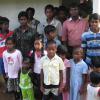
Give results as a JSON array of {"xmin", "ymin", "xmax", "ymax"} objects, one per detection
[{"xmin": 57, "ymin": 45, "xmax": 70, "ymax": 100}]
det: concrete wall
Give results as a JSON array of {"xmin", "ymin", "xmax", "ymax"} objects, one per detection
[{"xmin": 0, "ymin": 0, "xmax": 60, "ymax": 30}]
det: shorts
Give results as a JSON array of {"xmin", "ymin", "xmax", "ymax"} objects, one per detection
[{"xmin": 7, "ymin": 78, "xmax": 19, "ymax": 92}]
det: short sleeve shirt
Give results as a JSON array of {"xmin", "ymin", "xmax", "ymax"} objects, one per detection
[{"xmin": 40, "ymin": 54, "xmax": 64, "ymax": 85}]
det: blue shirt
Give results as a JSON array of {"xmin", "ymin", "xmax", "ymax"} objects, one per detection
[{"xmin": 81, "ymin": 30, "xmax": 100, "ymax": 65}]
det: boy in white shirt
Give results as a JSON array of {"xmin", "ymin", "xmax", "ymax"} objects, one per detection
[
  {"xmin": 40, "ymin": 40, "xmax": 64, "ymax": 100},
  {"xmin": 87, "ymin": 71, "xmax": 100, "ymax": 100}
]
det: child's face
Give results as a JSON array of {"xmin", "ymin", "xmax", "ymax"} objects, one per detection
[
  {"xmin": 58, "ymin": 11, "xmax": 66, "ymax": 20},
  {"xmin": 45, "ymin": 9, "xmax": 54, "ymax": 19},
  {"xmin": 90, "ymin": 19, "xmax": 100, "ymax": 30},
  {"xmin": 34, "ymin": 40, "xmax": 43, "ymax": 50},
  {"xmin": 6, "ymin": 40, "xmax": 15, "ymax": 50},
  {"xmin": 19, "ymin": 16, "xmax": 28, "ymax": 26},
  {"xmin": 59, "ymin": 54, "xmax": 66, "ymax": 61},
  {"xmin": 47, "ymin": 32, "xmax": 56, "ymax": 40},
  {"xmin": 73, "ymin": 51, "xmax": 82, "ymax": 61},
  {"xmin": 47, "ymin": 44, "xmax": 57, "ymax": 58},
  {"xmin": 69, "ymin": 7, "xmax": 79, "ymax": 17},
  {"xmin": 27, "ymin": 10, "xmax": 34, "ymax": 19},
  {"xmin": 1, "ymin": 22, "xmax": 9, "ymax": 31}
]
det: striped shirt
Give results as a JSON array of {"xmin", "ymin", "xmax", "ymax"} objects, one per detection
[{"xmin": 81, "ymin": 30, "xmax": 100, "ymax": 64}]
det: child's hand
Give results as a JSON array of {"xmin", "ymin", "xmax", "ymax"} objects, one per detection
[
  {"xmin": 63, "ymin": 84, "xmax": 70, "ymax": 92},
  {"xmin": 40, "ymin": 85, "xmax": 45, "ymax": 93},
  {"xmin": 59, "ymin": 85, "xmax": 63, "ymax": 93},
  {"xmin": 79, "ymin": 85, "xmax": 85, "ymax": 95}
]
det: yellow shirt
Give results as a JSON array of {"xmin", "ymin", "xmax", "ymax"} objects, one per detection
[{"xmin": 40, "ymin": 54, "xmax": 64, "ymax": 85}]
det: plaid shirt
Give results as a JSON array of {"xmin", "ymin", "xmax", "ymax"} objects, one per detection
[{"xmin": 13, "ymin": 26, "xmax": 36, "ymax": 57}]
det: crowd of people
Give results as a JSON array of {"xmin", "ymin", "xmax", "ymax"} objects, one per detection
[{"xmin": 0, "ymin": 1, "xmax": 100, "ymax": 100}]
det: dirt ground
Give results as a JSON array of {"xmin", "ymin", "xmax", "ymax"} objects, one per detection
[{"xmin": 0, "ymin": 75, "xmax": 14, "ymax": 100}]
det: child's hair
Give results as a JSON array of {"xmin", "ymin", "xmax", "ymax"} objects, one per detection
[
  {"xmin": 57, "ymin": 45, "xmax": 68, "ymax": 56},
  {"xmin": 89, "ymin": 13, "xmax": 100, "ymax": 22},
  {"xmin": 69, "ymin": 2, "xmax": 79, "ymax": 9},
  {"xmin": 5, "ymin": 37, "xmax": 16, "ymax": 44},
  {"xmin": 59, "ymin": 6, "xmax": 67, "ymax": 16},
  {"xmin": 46, "ymin": 40, "xmax": 57, "ymax": 48},
  {"xmin": 44, "ymin": 25, "xmax": 56, "ymax": 34},
  {"xmin": 26, "ymin": 7, "xmax": 35, "ymax": 16},
  {"xmin": 73, "ymin": 47, "xmax": 83, "ymax": 55},
  {"xmin": 0, "ymin": 17, "xmax": 9, "ymax": 24},
  {"xmin": 18, "ymin": 11, "xmax": 28, "ymax": 20},
  {"xmin": 45, "ymin": 4, "xmax": 54, "ymax": 12},
  {"xmin": 91, "ymin": 57, "xmax": 100, "ymax": 68},
  {"xmin": 90, "ymin": 71, "xmax": 100, "ymax": 85}
]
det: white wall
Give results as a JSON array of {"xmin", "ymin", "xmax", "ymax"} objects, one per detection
[
  {"xmin": 0, "ymin": 0, "xmax": 60, "ymax": 30},
  {"xmin": 93, "ymin": 0, "xmax": 100, "ymax": 15}
]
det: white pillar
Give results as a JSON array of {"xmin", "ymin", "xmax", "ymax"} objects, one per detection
[{"xmin": 93, "ymin": 0, "xmax": 100, "ymax": 15}]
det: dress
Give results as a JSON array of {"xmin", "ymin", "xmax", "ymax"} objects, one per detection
[
  {"xmin": 19, "ymin": 71, "xmax": 35, "ymax": 100},
  {"xmin": 70, "ymin": 59, "xmax": 88, "ymax": 100}
]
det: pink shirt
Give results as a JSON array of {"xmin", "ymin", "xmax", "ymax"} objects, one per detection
[
  {"xmin": 3, "ymin": 49, "xmax": 23, "ymax": 78},
  {"xmin": 62, "ymin": 17, "xmax": 88, "ymax": 47},
  {"xmin": 63, "ymin": 59, "xmax": 70, "ymax": 84}
]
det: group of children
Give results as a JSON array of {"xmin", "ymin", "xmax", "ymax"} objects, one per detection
[{"xmin": 0, "ymin": 2, "xmax": 100, "ymax": 100}]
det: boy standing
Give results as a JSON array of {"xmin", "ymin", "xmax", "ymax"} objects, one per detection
[
  {"xmin": 81, "ymin": 13, "xmax": 100, "ymax": 66},
  {"xmin": 40, "ymin": 41, "xmax": 64, "ymax": 100},
  {"xmin": 13, "ymin": 11, "xmax": 36, "ymax": 57},
  {"xmin": 44, "ymin": 25, "xmax": 61, "ymax": 49}
]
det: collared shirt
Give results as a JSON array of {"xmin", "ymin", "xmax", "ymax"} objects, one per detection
[
  {"xmin": 43, "ymin": 18, "xmax": 62, "ymax": 36},
  {"xmin": 62, "ymin": 17, "xmax": 88, "ymax": 47},
  {"xmin": 28, "ymin": 18, "xmax": 44, "ymax": 35},
  {"xmin": 13, "ymin": 26, "xmax": 36, "ymax": 57},
  {"xmin": 81, "ymin": 30, "xmax": 100, "ymax": 64},
  {"xmin": 40, "ymin": 54, "xmax": 64, "ymax": 85}
]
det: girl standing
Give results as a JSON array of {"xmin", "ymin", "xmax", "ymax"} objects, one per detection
[
  {"xmin": 3, "ymin": 37, "xmax": 22, "ymax": 100},
  {"xmin": 70, "ymin": 48, "xmax": 88, "ymax": 100},
  {"xmin": 58, "ymin": 45, "xmax": 70, "ymax": 100}
]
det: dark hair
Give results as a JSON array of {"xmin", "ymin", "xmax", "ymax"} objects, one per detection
[
  {"xmin": 23, "ymin": 57, "xmax": 31, "ymax": 64},
  {"xmin": 44, "ymin": 25, "xmax": 56, "ymax": 34},
  {"xmin": 58, "ymin": 6, "xmax": 68, "ymax": 17},
  {"xmin": 45, "ymin": 4, "xmax": 54, "ymax": 12},
  {"xmin": 89, "ymin": 13, "xmax": 100, "ymax": 22},
  {"xmin": 91, "ymin": 57, "xmax": 100, "ymax": 68},
  {"xmin": 46, "ymin": 40, "xmax": 57, "ymax": 48},
  {"xmin": 18, "ymin": 11, "xmax": 28, "ymax": 19},
  {"xmin": 57, "ymin": 45, "xmax": 68, "ymax": 55},
  {"xmin": 26, "ymin": 7, "xmax": 35, "ymax": 15},
  {"xmin": 69, "ymin": 2, "xmax": 79, "ymax": 9},
  {"xmin": 0, "ymin": 17, "xmax": 9, "ymax": 24},
  {"xmin": 34, "ymin": 33, "xmax": 44, "ymax": 42},
  {"xmin": 90, "ymin": 71, "xmax": 100, "ymax": 85},
  {"xmin": 5, "ymin": 37, "xmax": 16, "ymax": 44}
]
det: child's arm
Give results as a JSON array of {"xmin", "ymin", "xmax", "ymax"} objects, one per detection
[
  {"xmin": 40, "ymin": 69, "xmax": 44, "ymax": 93},
  {"xmin": 80, "ymin": 62, "xmax": 88, "ymax": 94},
  {"xmin": 59, "ymin": 59, "xmax": 64, "ymax": 93},
  {"xmin": 3, "ymin": 53, "xmax": 8, "ymax": 77},
  {"xmin": 80, "ymin": 74, "xmax": 88, "ymax": 94},
  {"xmin": 98, "ymin": 89, "xmax": 100, "ymax": 97},
  {"xmin": 66, "ymin": 67, "xmax": 70, "ymax": 91},
  {"xmin": 17, "ymin": 51, "xmax": 23, "ymax": 69}
]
